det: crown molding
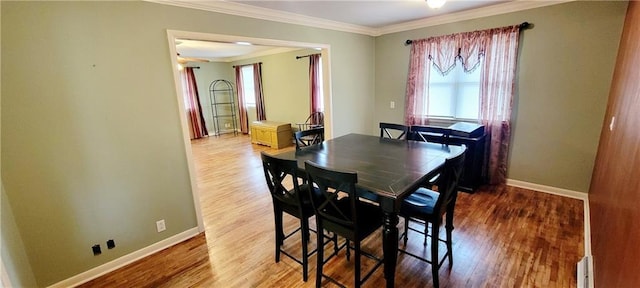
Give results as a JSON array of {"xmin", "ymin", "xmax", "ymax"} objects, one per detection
[
  {"xmin": 147, "ymin": 0, "xmax": 376, "ymax": 36},
  {"xmin": 148, "ymin": 0, "xmax": 576, "ymax": 37},
  {"xmin": 378, "ymin": 0, "xmax": 576, "ymax": 35}
]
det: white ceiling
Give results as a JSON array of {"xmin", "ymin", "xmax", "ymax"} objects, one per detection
[
  {"xmin": 164, "ymin": 0, "xmax": 571, "ymax": 61},
  {"xmin": 175, "ymin": 39, "xmax": 303, "ymax": 62},
  {"xmin": 228, "ymin": 0, "xmax": 509, "ymax": 28}
]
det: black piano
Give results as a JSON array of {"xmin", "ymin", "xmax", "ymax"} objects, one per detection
[{"xmin": 408, "ymin": 122, "xmax": 486, "ymax": 192}]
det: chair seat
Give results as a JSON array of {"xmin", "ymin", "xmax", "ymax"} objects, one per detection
[
  {"xmin": 322, "ymin": 199, "xmax": 383, "ymax": 241},
  {"xmin": 279, "ymin": 184, "xmax": 319, "ymax": 217},
  {"xmin": 401, "ymin": 188, "xmax": 440, "ymax": 217},
  {"xmin": 353, "ymin": 201, "xmax": 384, "ymax": 239}
]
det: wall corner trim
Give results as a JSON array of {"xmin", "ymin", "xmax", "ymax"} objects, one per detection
[{"xmin": 47, "ymin": 228, "xmax": 200, "ymax": 288}]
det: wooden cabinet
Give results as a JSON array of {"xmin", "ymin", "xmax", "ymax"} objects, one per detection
[
  {"xmin": 250, "ymin": 121, "xmax": 292, "ymax": 149},
  {"xmin": 408, "ymin": 122, "xmax": 487, "ymax": 193}
]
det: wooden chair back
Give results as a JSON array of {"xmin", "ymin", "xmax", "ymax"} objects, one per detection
[
  {"xmin": 261, "ymin": 152, "xmax": 305, "ymax": 213},
  {"xmin": 304, "ymin": 160, "xmax": 360, "ymax": 236},
  {"xmin": 433, "ymin": 146, "xmax": 466, "ymax": 216},
  {"xmin": 379, "ymin": 122, "xmax": 408, "ymax": 140},
  {"xmin": 297, "ymin": 111, "xmax": 324, "ymax": 131},
  {"xmin": 294, "ymin": 127, "xmax": 324, "ymax": 150},
  {"xmin": 410, "ymin": 125, "xmax": 452, "ymax": 145}
]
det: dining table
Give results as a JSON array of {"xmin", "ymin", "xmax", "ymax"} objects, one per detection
[{"xmin": 271, "ymin": 133, "xmax": 465, "ymax": 287}]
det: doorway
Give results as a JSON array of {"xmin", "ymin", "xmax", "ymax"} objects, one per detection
[{"xmin": 166, "ymin": 30, "xmax": 333, "ymax": 232}]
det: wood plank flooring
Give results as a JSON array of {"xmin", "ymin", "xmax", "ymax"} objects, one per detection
[{"xmin": 77, "ymin": 134, "xmax": 584, "ymax": 288}]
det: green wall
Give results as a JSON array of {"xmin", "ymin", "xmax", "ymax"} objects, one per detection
[
  {"xmin": 0, "ymin": 3, "xmax": 35, "ymax": 284},
  {"xmin": 1, "ymin": 1, "xmax": 375, "ymax": 286},
  {"xmin": 231, "ymin": 48, "xmax": 319, "ymax": 127},
  {"xmin": 191, "ymin": 62, "xmax": 235, "ymax": 134},
  {"xmin": 191, "ymin": 47, "xmax": 317, "ymax": 135},
  {"xmin": 2, "ymin": 185, "xmax": 38, "ymax": 287},
  {"xmin": 374, "ymin": 1, "xmax": 627, "ymax": 192},
  {"xmin": 1, "ymin": 0, "xmax": 627, "ymax": 286}
]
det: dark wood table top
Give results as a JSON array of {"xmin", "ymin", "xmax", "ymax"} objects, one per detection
[{"xmin": 272, "ymin": 133, "xmax": 464, "ymax": 200}]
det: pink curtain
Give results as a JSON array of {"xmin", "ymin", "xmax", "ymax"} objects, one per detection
[
  {"xmin": 429, "ymin": 35, "xmax": 459, "ymax": 74},
  {"xmin": 479, "ymin": 25, "xmax": 521, "ymax": 184},
  {"xmin": 309, "ymin": 54, "xmax": 322, "ymax": 117},
  {"xmin": 459, "ymin": 30, "xmax": 489, "ymax": 72},
  {"xmin": 181, "ymin": 67, "xmax": 208, "ymax": 139},
  {"xmin": 405, "ymin": 24, "xmax": 522, "ymax": 184},
  {"xmin": 404, "ymin": 40, "xmax": 432, "ymax": 126},
  {"xmin": 253, "ymin": 63, "xmax": 266, "ymax": 121},
  {"xmin": 234, "ymin": 66, "xmax": 249, "ymax": 134}
]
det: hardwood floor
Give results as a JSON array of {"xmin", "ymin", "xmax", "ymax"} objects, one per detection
[{"xmin": 77, "ymin": 134, "xmax": 584, "ymax": 288}]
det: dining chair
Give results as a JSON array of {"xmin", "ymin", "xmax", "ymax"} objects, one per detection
[
  {"xmin": 294, "ymin": 127, "xmax": 324, "ymax": 150},
  {"xmin": 261, "ymin": 152, "xmax": 337, "ymax": 282},
  {"xmin": 410, "ymin": 125, "xmax": 454, "ymax": 188},
  {"xmin": 304, "ymin": 160, "xmax": 384, "ymax": 288},
  {"xmin": 399, "ymin": 145, "xmax": 466, "ymax": 288},
  {"xmin": 409, "ymin": 125, "xmax": 452, "ymax": 145},
  {"xmin": 297, "ymin": 111, "xmax": 324, "ymax": 132},
  {"xmin": 379, "ymin": 122, "xmax": 409, "ymax": 140}
]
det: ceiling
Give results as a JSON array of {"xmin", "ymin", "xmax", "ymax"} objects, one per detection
[
  {"xmin": 175, "ymin": 39, "xmax": 304, "ymax": 62},
  {"xmin": 165, "ymin": 0, "xmax": 571, "ymax": 61},
  {"xmin": 226, "ymin": 0, "xmax": 509, "ymax": 28}
]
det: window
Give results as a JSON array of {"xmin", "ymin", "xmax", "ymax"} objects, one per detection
[
  {"xmin": 241, "ymin": 65, "xmax": 255, "ymax": 106},
  {"xmin": 316, "ymin": 56, "xmax": 324, "ymax": 110},
  {"xmin": 426, "ymin": 61, "xmax": 481, "ymax": 120}
]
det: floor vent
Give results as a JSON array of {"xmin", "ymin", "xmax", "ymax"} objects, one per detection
[{"xmin": 577, "ymin": 256, "xmax": 591, "ymax": 288}]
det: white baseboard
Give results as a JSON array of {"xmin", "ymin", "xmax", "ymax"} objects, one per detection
[
  {"xmin": 506, "ymin": 179, "xmax": 588, "ymax": 200},
  {"xmin": 506, "ymin": 178, "xmax": 593, "ymax": 283},
  {"xmin": 47, "ymin": 228, "xmax": 200, "ymax": 288}
]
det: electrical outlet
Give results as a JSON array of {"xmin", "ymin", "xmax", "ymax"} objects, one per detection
[
  {"xmin": 92, "ymin": 244, "xmax": 101, "ymax": 256},
  {"xmin": 106, "ymin": 239, "xmax": 116, "ymax": 249},
  {"xmin": 156, "ymin": 219, "xmax": 166, "ymax": 232},
  {"xmin": 390, "ymin": 101, "xmax": 395, "ymax": 109}
]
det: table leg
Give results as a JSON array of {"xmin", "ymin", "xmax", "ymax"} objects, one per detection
[{"xmin": 382, "ymin": 210, "xmax": 399, "ymax": 288}]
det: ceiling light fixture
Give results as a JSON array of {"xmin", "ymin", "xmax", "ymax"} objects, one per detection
[{"xmin": 426, "ymin": 0, "xmax": 446, "ymax": 9}]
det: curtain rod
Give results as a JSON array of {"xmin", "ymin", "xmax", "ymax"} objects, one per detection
[
  {"xmin": 232, "ymin": 62, "xmax": 262, "ymax": 68},
  {"xmin": 296, "ymin": 53, "xmax": 321, "ymax": 59},
  {"xmin": 404, "ymin": 22, "xmax": 532, "ymax": 45},
  {"xmin": 185, "ymin": 66, "xmax": 200, "ymax": 69}
]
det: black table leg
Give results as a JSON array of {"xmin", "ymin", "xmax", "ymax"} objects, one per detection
[{"xmin": 382, "ymin": 209, "xmax": 399, "ymax": 288}]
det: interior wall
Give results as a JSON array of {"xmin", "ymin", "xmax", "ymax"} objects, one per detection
[
  {"xmin": 191, "ymin": 47, "xmax": 321, "ymax": 135},
  {"xmin": 231, "ymin": 48, "xmax": 319, "ymax": 128},
  {"xmin": 1, "ymin": 1, "xmax": 375, "ymax": 286},
  {"xmin": 1, "ymin": 185, "xmax": 37, "ymax": 287},
  {"xmin": 2, "ymin": 2, "xmax": 199, "ymax": 285},
  {"xmin": 190, "ymin": 62, "xmax": 235, "ymax": 134},
  {"xmin": 374, "ymin": 1, "xmax": 628, "ymax": 192},
  {"xmin": 589, "ymin": 1, "xmax": 640, "ymax": 286}
]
